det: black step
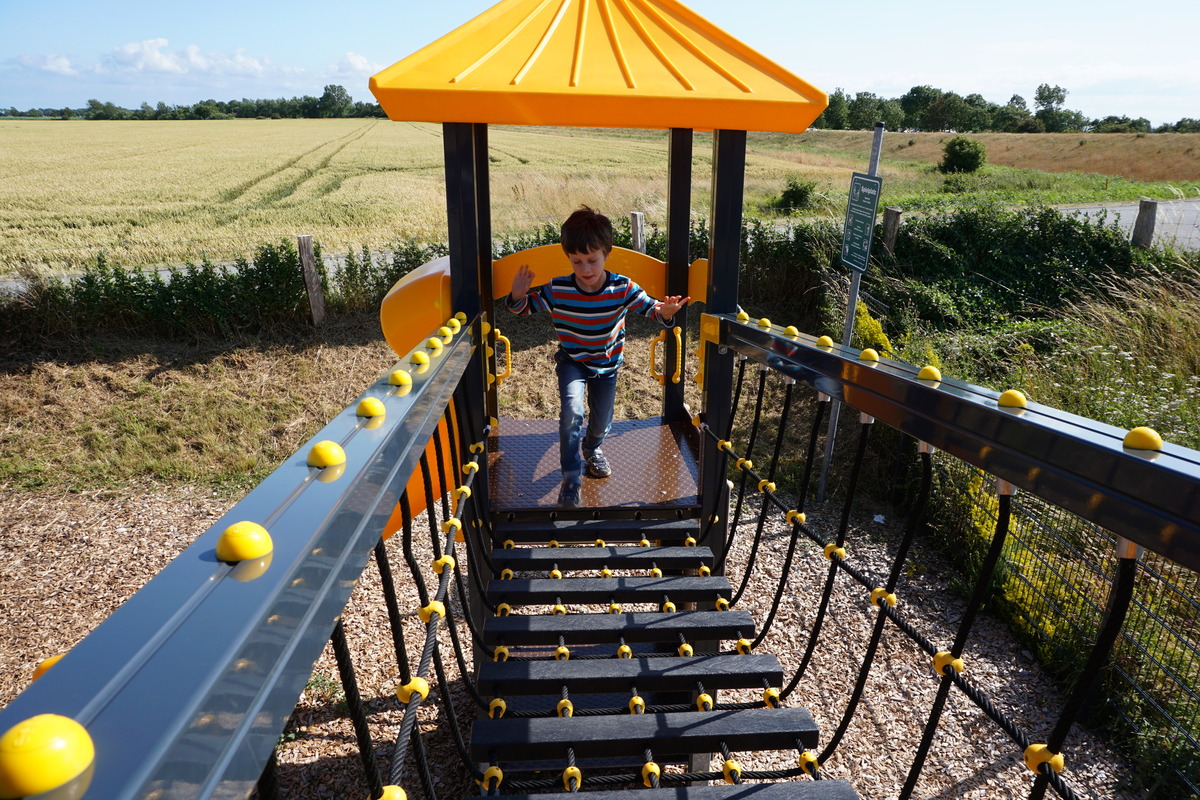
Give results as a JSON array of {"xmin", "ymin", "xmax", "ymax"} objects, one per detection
[
  {"xmin": 488, "ymin": 576, "xmax": 731, "ymax": 605},
  {"xmin": 471, "ymin": 707, "xmax": 819, "ymax": 761},
  {"xmin": 477, "ymin": 654, "xmax": 782, "ymax": 695},
  {"xmin": 491, "ymin": 546, "xmax": 713, "ymax": 571},
  {"xmin": 494, "ymin": 518, "xmax": 701, "ymax": 545},
  {"xmin": 501, "ymin": 782, "xmax": 860, "ymax": 799},
  {"xmin": 483, "ymin": 610, "xmax": 755, "ymax": 646}
]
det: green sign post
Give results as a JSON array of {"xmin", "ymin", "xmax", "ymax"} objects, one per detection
[{"xmin": 840, "ymin": 172, "xmax": 883, "ymax": 274}]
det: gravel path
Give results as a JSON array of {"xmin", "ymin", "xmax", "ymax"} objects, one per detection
[{"xmin": 0, "ymin": 485, "xmax": 1134, "ymax": 799}]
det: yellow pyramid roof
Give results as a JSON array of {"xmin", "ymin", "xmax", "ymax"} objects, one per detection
[{"xmin": 369, "ymin": 0, "xmax": 827, "ymax": 133}]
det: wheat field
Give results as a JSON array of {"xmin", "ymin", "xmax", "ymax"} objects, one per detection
[{"xmin": 0, "ymin": 119, "xmax": 836, "ymax": 272}]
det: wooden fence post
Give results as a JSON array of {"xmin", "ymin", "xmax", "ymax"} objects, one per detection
[
  {"xmin": 1131, "ymin": 199, "xmax": 1158, "ymax": 249},
  {"xmin": 630, "ymin": 211, "xmax": 646, "ymax": 253},
  {"xmin": 882, "ymin": 207, "xmax": 902, "ymax": 257},
  {"xmin": 296, "ymin": 234, "xmax": 326, "ymax": 327}
]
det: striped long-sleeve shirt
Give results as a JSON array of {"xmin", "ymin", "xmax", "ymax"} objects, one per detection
[{"xmin": 505, "ymin": 271, "xmax": 669, "ymax": 376}]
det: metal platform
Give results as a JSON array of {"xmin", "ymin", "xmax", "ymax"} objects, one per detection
[{"xmin": 488, "ymin": 417, "xmax": 700, "ymax": 513}]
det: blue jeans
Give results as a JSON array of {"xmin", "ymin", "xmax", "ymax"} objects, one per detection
[{"xmin": 555, "ymin": 351, "xmax": 617, "ymax": 486}]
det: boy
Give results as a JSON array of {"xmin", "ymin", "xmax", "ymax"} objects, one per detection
[{"xmin": 506, "ymin": 206, "xmax": 689, "ymax": 507}]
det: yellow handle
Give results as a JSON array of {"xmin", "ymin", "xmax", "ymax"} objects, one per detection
[
  {"xmin": 494, "ymin": 329, "xmax": 512, "ymax": 385},
  {"xmin": 671, "ymin": 326, "xmax": 682, "ymax": 384},
  {"xmin": 649, "ymin": 330, "xmax": 667, "ymax": 386}
]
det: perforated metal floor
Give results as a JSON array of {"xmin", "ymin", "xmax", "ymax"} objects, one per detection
[{"xmin": 488, "ymin": 417, "xmax": 700, "ymax": 513}]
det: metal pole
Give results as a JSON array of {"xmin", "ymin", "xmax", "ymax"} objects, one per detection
[{"xmin": 817, "ymin": 122, "xmax": 884, "ymax": 503}]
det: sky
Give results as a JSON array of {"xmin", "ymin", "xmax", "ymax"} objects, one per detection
[{"xmin": 1, "ymin": 0, "xmax": 1197, "ymax": 127}]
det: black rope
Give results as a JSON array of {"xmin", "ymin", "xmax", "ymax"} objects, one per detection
[
  {"xmin": 418, "ymin": 452, "xmax": 442, "ymax": 560},
  {"xmin": 331, "ymin": 620, "xmax": 385, "ymax": 799},
  {"xmin": 726, "ymin": 365, "xmax": 770, "ymax": 551},
  {"xmin": 375, "ymin": 537, "xmax": 413, "ymax": 685},
  {"xmin": 1028, "ymin": 553, "xmax": 1138, "ymax": 800},
  {"xmin": 255, "ymin": 747, "xmax": 279, "ymax": 800},
  {"xmin": 697, "ymin": 356, "xmax": 747, "ymax": 549},
  {"xmin": 399, "ymin": 493, "xmax": 430, "ymax": 607},
  {"xmin": 432, "ymin": 420, "xmax": 451, "ymax": 523},
  {"xmin": 752, "ymin": 503, "xmax": 804, "ymax": 649},
  {"xmin": 900, "ymin": 486, "xmax": 1015, "ymax": 799}
]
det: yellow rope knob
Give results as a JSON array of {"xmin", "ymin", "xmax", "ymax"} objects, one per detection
[
  {"xmin": 1024, "ymin": 744, "xmax": 1065, "ymax": 775},
  {"xmin": 859, "ymin": 348, "xmax": 880, "ymax": 361},
  {"xmin": 717, "ymin": 439, "xmax": 733, "ymax": 452},
  {"xmin": 395, "ymin": 677, "xmax": 430, "ymax": 704},
  {"xmin": 555, "ymin": 645, "xmax": 571, "ymax": 661},
  {"xmin": 462, "ymin": 461, "xmax": 479, "ymax": 474},
  {"xmin": 594, "ymin": 539, "xmax": 606, "ymax": 547},
  {"xmin": 562, "ymin": 766, "xmax": 582, "ymax": 791},
  {"xmin": 548, "ymin": 539, "xmax": 560, "ymax": 548},
  {"xmin": 556, "ymin": 699, "xmax": 574, "ymax": 718},
  {"xmin": 495, "ymin": 603, "xmax": 512, "ymax": 617},
  {"xmin": 469, "ymin": 442, "xmax": 485, "ymax": 454},
  {"xmin": 600, "ymin": 567, "xmax": 614, "ymax": 578},
  {"xmin": 638, "ymin": 538, "xmax": 650, "ymax": 547},
  {"xmin": 378, "ymin": 786, "xmax": 407, "ymax": 800},
  {"xmin": 500, "ymin": 568, "xmax": 514, "ymax": 580},
  {"xmin": 642, "ymin": 762, "xmax": 661, "ymax": 788},
  {"xmin": 307, "ymin": 440, "xmax": 346, "ymax": 468},
  {"xmin": 488, "ymin": 698, "xmax": 507, "ymax": 718},
  {"xmin": 763, "ymin": 688, "xmax": 781, "ymax": 708},
  {"xmin": 722, "ymin": 759, "xmax": 742, "ymax": 784},
  {"xmin": 0, "ymin": 714, "xmax": 95, "ymax": 798},
  {"xmin": 617, "ymin": 645, "xmax": 633, "ymax": 659},
  {"xmin": 609, "ymin": 603, "xmax": 622, "ymax": 614},
  {"xmin": 998, "ymin": 389, "xmax": 1028, "ymax": 408},
  {"xmin": 823, "ymin": 544, "xmax": 846, "ymax": 561},
  {"xmin": 549, "ymin": 569, "xmax": 563, "ymax": 580},
  {"xmin": 870, "ymin": 588, "xmax": 897, "ymax": 608},
  {"xmin": 1124, "ymin": 426, "xmax": 1164, "ymax": 451},
  {"xmin": 798, "ymin": 751, "xmax": 819, "ymax": 775},
  {"xmin": 357, "ymin": 397, "xmax": 386, "ymax": 418},
  {"xmin": 684, "ymin": 536, "xmax": 697, "ymax": 547},
  {"xmin": 787, "ymin": 510, "xmax": 807, "ymax": 525},
  {"xmin": 502, "ymin": 539, "xmax": 514, "ymax": 549},
  {"xmin": 431, "ymin": 555, "xmax": 456, "ymax": 574},
  {"xmin": 388, "ymin": 369, "xmax": 412, "ymax": 387},
  {"xmin": 216, "ymin": 521, "xmax": 274, "ymax": 563},
  {"xmin": 481, "ymin": 321, "xmax": 493, "ymax": 336},
  {"xmin": 629, "ymin": 695, "xmax": 646, "ymax": 714},
  {"xmin": 493, "ymin": 646, "xmax": 509, "ymax": 662},
  {"xmin": 816, "ymin": 335, "xmax": 834, "ymax": 347},
  {"xmin": 649, "ymin": 567, "xmax": 663, "ymax": 578},
  {"xmin": 440, "ymin": 518, "xmax": 462, "ymax": 535},
  {"xmin": 757, "ymin": 317, "xmax": 771, "ymax": 328},
  {"xmin": 699, "ymin": 565, "xmax": 712, "ymax": 577},
  {"xmin": 735, "ymin": 458, "xmax": 753, "ymax": 471},
  {"xmin": 661, "ymin": 601, "xmax": 677, "ymax": 613},
  {"xmin": 716, "ymin": 598, "xmax": 730, "ymax": 611},
  {"xmin": 454, "ymin": 486, "xmax": 473, "ymax": 502},
  {"xmin": 678, "ymin": 642, "xmax": 694, "ymax": 657},
  {"xmin": 552, "ymin": 604, "xmax": 567, "ymax": 616},
  {"xmin": 736, "ymin": 638, "xmax": 753, "ymax": 654},
  {"xmin": 933, "ymin": 651, "xmax": 965, "ymax": 676},
  {"xmin": 784, "ymin": 325, "xmax": 800, "ymax": 336},
  {"xmin": 418, "ymin": 601, "xmax": 445, "ymax": 624},
  {"xmin": 918, "ymin": 365, "xmax": 942, "ymax": 381},
  {"xmin": 696, "ymin": 693, "xmax": 713, "ymax": 711},
  {"xmin": 757, "ymin": 479, "xmax": 776, "ymax": 493},
  {"xmin": 482, "ymin": 765, "xmax": 503, "ymax": 790}
]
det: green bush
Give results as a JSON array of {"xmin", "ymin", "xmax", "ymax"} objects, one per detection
[
  {"xmin": 768, "ymin": 176, "xmax": 819, "ymax": 214},
  {"xmin": 940, "ymin": 135, "xmax": 987, "ymax": 173}
]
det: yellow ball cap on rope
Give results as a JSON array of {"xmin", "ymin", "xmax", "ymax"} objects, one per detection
[
  {"xmin": 1024, "ymin": 744, "xmax": 1065, "ymax": 775},
  {"xmin": 216, "ymin": 521, "xmax": 273, "ymax": 563},
  {"xmin": 933, "ymin": 651, "xmax": 965, "ymax": 676},
  {"xmin": 859, "ymin": 348, "xmax": 880, "ymax": 361},
  {"xmin": 629, "ymin": 695, "xmax": 646, "ymax": 714},
  {"xmin": 488, "ymin": 698, "xmax": 506, "ymax": 718},
  {"xmin": 418, "ymin": 601, "xmax": 445, "ymax": 624},
  {"xmin": 816, "ymin": 335, "xmax": 834, "ymax": 348},
  {"xmin": 388, "ymin": 369, "xmax": 412, "ymax": 387},
  {"xmin": 756, "ymin": 317, "xmax": 771, "ymax": 328},
  {"xmin": 445, "ymin": 318, "xmax": 462, "ymax": 334},
  {"xmin": 998, "ymin": 389, "xmax": 1027, "ymax": 408},
  {"xmin": 377, "ymin": 786, "xmax": 407, "ymax": 800},
  {"xmin": 1124, "ymin": 426, "xmax": 1163, "ymax": 451},
  {"xmin": 784, "ymin": 325, "xmax": 800, "ymax": 336},
  {"xmin": 0, "ymin": 714, "xmax": 95, "ymax": 799},
  {"xmin": 918, "ymin": 365, "xmax": 942, "ymax": 381},
  {"xmin": 395, "ymin": 677, "xmax": 430, "ymax": 704},
  {"xmin": 410, "ymin": 350, "xmax": 430, "ymax": 367},
  {"xmin": 562, "ymin": 766, "xmax": 582, "ymax": 791},
  {"xmin": 307, "ymin": 440, "xmax": 346, "ymax": 468}
]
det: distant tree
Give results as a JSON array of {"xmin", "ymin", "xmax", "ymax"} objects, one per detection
[
  {"xmin": 1008, "ymin": 94, "xmax": 1028, "ymax": 112},
  {"xmin": 813, "ymin": 88, "xmax": 848, "ymax": 130},
  {"xmin": 847, "ymin": 91, "xmax": 880, "ymax": 130},
  {"xmin": 879, "ymin": 99, "xmax": 904, "ymax": 132},
  {"xmin": 1034, "ymin": 84, "xmax": 1083, "ymax": 132},
  {"xmin": 298, "ymin": 95, "xmax": 321, "ymax": 118},
  {"xmin": 59, "ymin": 107, "xmax": 75, "ymax": 120},
  {"xmin": 940, "ymin": 135, "xmax": 987, "ymax": 173},
  {"xmin": 900, "ymin": 85, "xmax": 943, "ymax": 130},
  {"xmin": 318, "ymin": 85, "xmax": 352, "ymax": 118}
]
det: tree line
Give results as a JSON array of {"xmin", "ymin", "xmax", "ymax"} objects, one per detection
[
  {"xmin": 3, "ymin": 85, "xmax": 385, "ymax": 121},
  {"xmin": 810, "ymin": 84, "xmax": 1197, "ymax": 134}
]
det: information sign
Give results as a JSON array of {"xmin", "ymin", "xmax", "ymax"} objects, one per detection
[{"xmin": 839, "ymin": 172, "xmax": 883, "ymax": 274}]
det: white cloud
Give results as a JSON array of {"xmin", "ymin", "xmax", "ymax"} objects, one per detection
[
  {"xmin": 97, "ymin": 38, "xmax": 271, "ymax": 78},
  {"xmin": 14, "ymin": 53, "xmax": 78, "ymax": 76},
  {"xmin": 327, "ymin": 52, "xmax": 382, "ymax": 78}
]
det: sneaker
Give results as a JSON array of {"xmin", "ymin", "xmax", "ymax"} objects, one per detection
[
  {"xmin": 584, "ymin": 449, "xmax": 612, "ymax": 479},
  {"xmin": 557, "ymin": 481, "xmax": 582, "ymax": 508}
]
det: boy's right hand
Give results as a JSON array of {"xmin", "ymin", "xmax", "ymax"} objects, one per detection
[{"xmin": 511, "ymin": 264, "xmax": 535, "ymax": 301}]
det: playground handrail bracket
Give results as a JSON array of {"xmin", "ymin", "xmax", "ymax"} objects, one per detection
[
  {"xmin": 0, "ymin": 320, "xmax": 478, "ymax": 799},
  {"xmin": 706, "ymin": 313, "xmax": 1200, "ymax": 572}
]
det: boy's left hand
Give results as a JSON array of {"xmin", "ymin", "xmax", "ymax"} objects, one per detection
[{"xmin": 658, "ymin": 295, "xmax": 691, "ymax": 320}]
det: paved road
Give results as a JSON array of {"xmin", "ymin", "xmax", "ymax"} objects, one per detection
[{"xmin": 1061, "ymin": 198, "xmax": 1200, "ymax": 251}]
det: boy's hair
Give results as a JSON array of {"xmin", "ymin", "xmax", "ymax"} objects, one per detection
[{"xmin": 560, "ymin": 206, "xmax": 613, "ymax": 255}]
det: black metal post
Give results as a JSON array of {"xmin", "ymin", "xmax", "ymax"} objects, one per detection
[{"xmin": 664, "ymin": 127, "xmax": 693, "ymax": 424}]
